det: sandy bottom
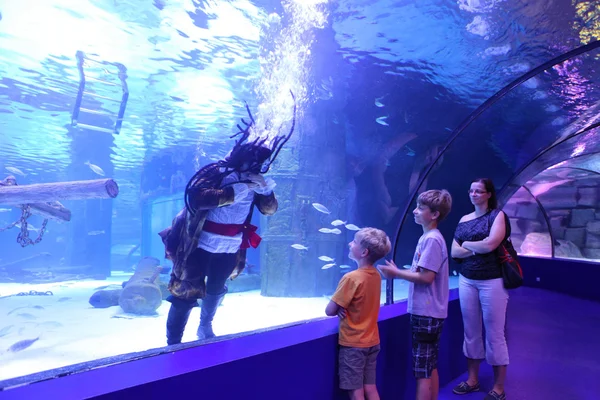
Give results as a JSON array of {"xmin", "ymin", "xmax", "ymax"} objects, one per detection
[{"xmin": 0, "ymin": 274, "xmax": 458, "ymax": 382}]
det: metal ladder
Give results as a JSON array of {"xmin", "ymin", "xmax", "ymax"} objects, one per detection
[{"xmin": 71, "ymin": 50, "xmax": 129, "ymax": 134}]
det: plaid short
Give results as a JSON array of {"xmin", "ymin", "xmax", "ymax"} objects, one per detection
[
  {"xmin": 338, "ymin": 344, "xmax": 380, "ymax": 390},
  {"xmin": 410, "ymin": 314, "xmax": 445, "ymax": 379}
]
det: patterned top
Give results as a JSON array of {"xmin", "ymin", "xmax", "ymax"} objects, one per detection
[{"xmin": 453, "ymin": 209, "xmax": 502, "ymax": 280}]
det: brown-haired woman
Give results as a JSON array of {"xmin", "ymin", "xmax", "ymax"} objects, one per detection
[{"xmin": 451, "ymin": 178, "xmax": 509, "ymax": 400}]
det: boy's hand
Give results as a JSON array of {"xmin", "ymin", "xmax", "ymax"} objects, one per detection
[
  {"xmin": 378, "ymin": 260, "xmax": 400, "ymax": 279},
  {"xmin": 337, "ymin": 308, "xmax": 347, "ymax": 319}
]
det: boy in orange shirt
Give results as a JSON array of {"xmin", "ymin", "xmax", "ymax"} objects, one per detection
[{"xmin": 326, "ymin": 227, "xmax": 391, "ymax": 400}]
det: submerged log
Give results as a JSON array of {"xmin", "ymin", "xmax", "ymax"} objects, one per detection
[
  {"xmin": 0, "ymin": 178, "xmax": 119, "ymax": 206},
  {"xmin": 119, "ymin": 259, "xmax": 164, "ymax": 315},
  {"xmin": 29, "ymin": 201, "xmax": 72, "ymax": 222}
]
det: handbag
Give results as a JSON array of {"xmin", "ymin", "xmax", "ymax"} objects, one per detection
[{"xmin": 489, "ymin": 211, "xmax": 524, "ymax": 289}]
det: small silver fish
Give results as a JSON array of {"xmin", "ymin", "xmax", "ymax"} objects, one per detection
[
  {"xmin": 452, "ymin": 270, "xmax": 458, "ymax": 276},
  {"xmin": 329, "ymin": 228, "xmax": 342, "ymax": 235},
  {"xmin": 321, "ymin": 263, "xmax": 336, "ymax": 270},
  {"xmin": 17, "ymin": 313, "xmax": 37, "ymax": 320},
  {"xmin": 37, "ymin": 321, "xmax": 63, "ymax": 329},
  {"xmin": 112, "ymin": 315, "xmax": 134, "ymax": 320},
  {"xmin": 0, "ymin": 207, "xmax": 12, "ymax": 212},
  {"xmin": 402, "ymin": 264, "xmax": 411, "ymax": 269},
  {"xmin": 5, "ymin": 166, "xmax": 25, "ymax": 176},
  {"xmin": 85, "ymin": 161, "xmax": 105, "ymax": 176},
  {"xmin": 375, "ymin": 99, "xmax": 385, "ymax": 107},
  {"xmin": 0, "ymin": 325, "xmax": 14, "ymax": 337},
  {"xmin": 376, "ymin": 116, "xmax": 389, "ymax": 126},
  {"xmin": 312, "ymin": 203, "xmax": 331, "ymax": 214},
  {"xmin": 318, "ymin": 228, "xmax": 333, "ymax": 233},
  {"xmin": 291, "ymin": 244, "xmax": 309, "ymax": 250},
  {"xmin": 331, "ymin": 219, "xmax": 346, "ymax": 226},
  {"xmin": 318, "ymin": 256, "xmax": 334, "ymax": 262},
  {"xmin": 339, "ymin": 265, "xmax": 352, "ymax": 269},
  {"xmin": 7, "ymin": 337, "xmax": 40, "ymax": 352},
  {"xmin": 345, "ymin": 224, "xmax": 360, "ymax": 231},
  {"xmin": 88, "ymin": 230, "xmax": 105, "ymax": 236},
  {"xmin": 7, "ymin": 305, "xmax": 44, "ymax": 316}
]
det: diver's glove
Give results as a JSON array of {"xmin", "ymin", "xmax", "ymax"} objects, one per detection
[
  {"xmin": 253, "ymin": 177, "xmax": 276, "ymax": 195},
  {"xmin": 232, "ymin": 183, "xmax": 251, "ymax": 202}
]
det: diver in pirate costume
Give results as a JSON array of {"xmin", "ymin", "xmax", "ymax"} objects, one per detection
[{"xmin": 159, "ymin": 93, "xmax": 296, "ymax": 345}]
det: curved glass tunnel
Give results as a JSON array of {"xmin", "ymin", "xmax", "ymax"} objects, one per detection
[
  {"xmin": 393, "ymin": 43, "xmax": 600, "ymax": 278},
  {"xmin": 0, "ymin": 0, "xmax": 600, "ymax": 389}
]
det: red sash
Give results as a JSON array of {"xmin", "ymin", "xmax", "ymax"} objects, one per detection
[{"xmin": 202, "ymin": 220, "xmax": 262, "ymax": 249}]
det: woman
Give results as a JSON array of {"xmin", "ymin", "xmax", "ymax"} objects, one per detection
[{"xmin": 451, "ymin": 178, "xmax": 509, "ymax": 400}]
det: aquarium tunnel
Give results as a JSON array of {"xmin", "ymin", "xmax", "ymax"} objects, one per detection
[{"xmin": 1, "ymin": 1, "xmax": 600, "ymax": 399}]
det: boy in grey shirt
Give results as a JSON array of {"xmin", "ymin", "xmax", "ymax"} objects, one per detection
[{"xmin": 379, "ymin": 189, "xmax": 452, "ymax": 400}]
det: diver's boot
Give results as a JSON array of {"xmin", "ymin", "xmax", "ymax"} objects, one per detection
[
  {"xmin": 165, "ymin": 296, "xmax": 196, "ymax": 346},
  {"xmin": 197, "ymin": 287, "xmax": 227, "ymax": 340}
]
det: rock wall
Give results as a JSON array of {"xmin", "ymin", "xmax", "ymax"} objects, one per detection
[{"xmin": 503, "ymin": 183, "xmax": 600, "ymax": 261}]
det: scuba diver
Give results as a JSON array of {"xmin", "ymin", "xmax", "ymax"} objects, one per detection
[{"xmin": 159, "ymin": 93, "xmax": 296, "ymax": 345}]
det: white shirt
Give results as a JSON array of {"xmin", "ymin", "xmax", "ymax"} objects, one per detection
[{"xmin": 197, "ymin": 171, "xmax": 273, "ymax": 254}]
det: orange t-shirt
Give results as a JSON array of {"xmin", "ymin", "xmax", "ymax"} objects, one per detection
[{"xmin": 331, "ymin": 266, "xmax": 381, "ymax": 348}]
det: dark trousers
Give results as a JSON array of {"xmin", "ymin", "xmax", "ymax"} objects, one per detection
[
  {"xmin": 166, "ymin": 247, "xmax": 238, "ymax": 345},
  {"xmin": 188, "ymin": 247, "xmax": 238, "ymax": 295}
]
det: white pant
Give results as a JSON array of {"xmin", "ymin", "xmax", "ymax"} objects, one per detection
[{"xmin": 458, "ymin": 275, "xmax": 509, "ymax": 366}]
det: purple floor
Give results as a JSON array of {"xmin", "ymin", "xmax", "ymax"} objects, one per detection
[{"xmin": 439, "ymin": 287, "xmax": 600, "ymax": 400}]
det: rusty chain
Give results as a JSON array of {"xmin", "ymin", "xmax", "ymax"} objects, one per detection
[{"xmin": 0, "ymin": 205, "xmax": 48, "ymax": 247}]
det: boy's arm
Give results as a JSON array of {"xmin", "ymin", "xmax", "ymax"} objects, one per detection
[
  {"xmin": 325, "ymin": 300, "xmax": 347, "ymax": 318},
  {"xmin": 379, "ymin": 237, "xmax": 444, "ymax": 285},
  {"xmin": 379, "ymin": 261, "xmax": 436, "ymax": 284},
  {"xmin": 325, "ymin": 276, "xmax": 355, "ymax": 318}
]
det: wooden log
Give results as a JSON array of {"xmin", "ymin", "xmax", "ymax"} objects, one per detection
[
  {"xmin": 29, "ymin": 201, "xmax": 72, "ymax": 222},
  {"xmin": 0, "ymin": 176, "xmax": 71, "ymax": 222},
  {"xmin": 0, "ymin": 178, "xmax": 119, "ymax": 206},
  {"xmin": 119, "ymin": 258, "xmax": 164, "ymax": 315}
]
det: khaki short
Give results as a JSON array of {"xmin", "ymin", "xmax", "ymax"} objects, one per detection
[{"xmin": 338, "ymin": 344, "xmax": 380, "ymax": 390}]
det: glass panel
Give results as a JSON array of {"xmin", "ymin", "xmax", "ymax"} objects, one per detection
[
  {"xmin": 393, "ymin": 46, "xmax": 600, "ymax": 302},
  {"xmin": 533, "ymin": 167, "xmax": 600, "ymax": 262},
  {"xmin": 504, "ymin": 187, "xmax": 551, "ymax": 258}
]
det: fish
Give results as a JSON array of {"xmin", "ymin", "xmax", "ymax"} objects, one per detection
[
  {"xmin": 16, "ymin": 313, "xmax": 37, "ymax": 320},
  {"xmin": 85, "ymin": 161, "xmax": 105, "ymax": 176},
  {"xmin": 329, "ymin": 228, "xmax": 342, "ymax": 235},
  {"xmin": 0, "ymin": 207, "xmax": 12, "ymax": 212},
  {"xmin": 37, "ymin": 321, "xmax": 63, "ymax": 329},
  {"xmin": 318, "ymin": 256, "xmax": 334, "ymax": 262},
  {"xmin": 345, "ymin": 224, "xmax": 360, "ymax": 231},
  {"xmin": 375, "ymin": 100, "xmax": 385, "ymax": 107},
  {"xmin": 93, "ymin": 284, "xmax": 122, "ymax": 291},
  {"xmin": 452, "ymin": 270, "xmax": 458, "ymax": 276},
  {"xmin": 7, "ymin": 337, "xmax": 40, "ymax": 352},
  {"xmin": 330, "ymin": 219, "xmax": 346, "ymax": 226},
  {"xmin": 7, "ymin": 305, "xmax": 44, "ymax": 316},
  {"xmin": 312, "ymin": 203, "xmax": 331, "ymax": 214},
  {"xmin": 111, "ymin": 315, "xmax": 134, "ymax": 320},
  {"xmin": 318, "ymin": 228, "xmax": 333, "ymax": 234},
  {"xmin": 339, "ymin": 265, "xmax": 352, "ymax": 269},
  {"xmin": 376, "ymin": 116, "xmax": 389, "ymax": 126},
  {"xmin": 88, "ymin": 230, "xmax": 105, "ymax": 235},
  {"xmin": 291, "ymin": 244, "xmax": 309, "ymax": 250},
  {"xmin": 402, "ymin": 264, "xmax": 411, "ymax": 269},
  {"xmin": 0, "ymin": 325, "xmax": 14, "ymax": 338},
  {"xmin": 321, "ymin": 263, "xmax": 336, "ymax": 270},
  {"xmin": 5, "ymin": 166, "xmax": 25, "ymax": 176}
]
